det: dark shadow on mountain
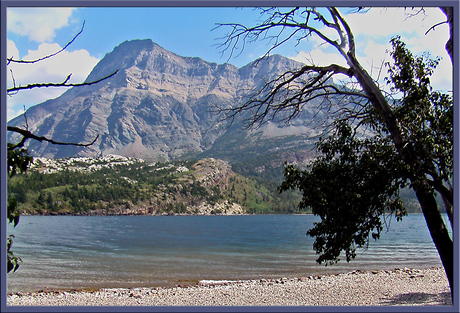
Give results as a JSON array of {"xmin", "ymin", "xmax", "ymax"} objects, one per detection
[{"xmin": 381, "ymin": 292, "xmax": 452, "ymax": 306}]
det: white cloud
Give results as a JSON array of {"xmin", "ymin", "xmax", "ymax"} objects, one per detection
[
  {"xmin": 343, "ymin": 7, "xmax": 447, "ymax": 38},
  {"xmin": 7, "ymin": 7, "xmax": 76, "ymax": 42},
  {"xmin": 347, "ymin": 7, "xmax": 451, "ymax": 88},
  {"xmin": 7, "ymin": 39, "xmax": 19, "ymax": 59},
  {"xmin": 290, "ymin": 49, "xmax": 346, "ymax": 67},
  {"xmin": 404, "ymin": 30, "xmax": 452, "ymax": 92},
  {"xmin": 289, "ymin": 7, "xmax": 451, "ymax": 92},
  {"xmin": 359, "ymin": 41, "xmax": 389, "ymax": 78},
  {"xmin": 7, "ymin": 42, "xmax": 100, "ymax": 121}
]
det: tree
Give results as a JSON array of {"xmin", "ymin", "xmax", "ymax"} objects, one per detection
[
  {"xmin": 6, "ymin": 145, "xmax": 32, "ymax": 272},
  {"xmin": 6, "ymin": 22, "xmax": 118, "ymax": 273},
  {"xmin": 217, "ymin": 7, "xmax": 454, "ymax": 295}
]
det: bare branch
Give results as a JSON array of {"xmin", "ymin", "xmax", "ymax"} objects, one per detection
[
  {"xmin": 215, "ymin": 8, "xmax": 335, "ymax": 62},
  {"xmin": 330, "ymin": 7, "xmax": 356, "ymax": 55},
  {"xmin": 23, "ymin": 105, "xmax": 29, "ymax": 131},
  {"xmin": 403, "ymin": 7, "xmax": 426, "ymax": 19},
  {"xmin": 7, "ymin": 21, "xmax": 86, "ymax": 65},
  {"xmin": 217, "ymin": 62, "xmax": 368, "ymax": 129},
  {"xmin": 7, "ymin": 126, "xmax": 99, "ymax": 151},
  {"xmin": 425, "ymin": 20, "xmax": 448, "ymax": 35},
  {"xmin": 7, "ymin": 70, "xmax": 118, "ymax": 94},
  {"xmin": 8, "ymin": 69, "xmax": 19, "ymax": 96}
]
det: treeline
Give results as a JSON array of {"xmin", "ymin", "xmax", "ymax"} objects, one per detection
[
  {"xmin": 7, "ymin": 158, "xmax": 304, "ymax": 215},
  {"xmin": 8, "ymin": 156, "xmax": 425, "ymax": 216}
]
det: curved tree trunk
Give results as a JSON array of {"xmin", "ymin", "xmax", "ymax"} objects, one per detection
[
  {"xmin": 346, "ymin": 50, "xmax": 454, "ymax": 296},
  {"xmin": 413, "ymin": 182, "xmax": 454, "ymax": 294}
]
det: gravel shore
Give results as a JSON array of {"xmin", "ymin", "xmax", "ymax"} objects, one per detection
[{"xmin": 7, "ymin": 267, "xmax": 452, "ymax": 307}]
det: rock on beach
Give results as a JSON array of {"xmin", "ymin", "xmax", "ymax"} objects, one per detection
[{"xmin": 7, "ymin": 267, "xmax": 452, "ymax": 307}]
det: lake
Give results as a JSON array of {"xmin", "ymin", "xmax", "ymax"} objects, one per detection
[{"xmin": 6, "ymin": 214, "xmax": 449, "ymax": 294}]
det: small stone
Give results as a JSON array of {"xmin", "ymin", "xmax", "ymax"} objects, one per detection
[{"xmin": 129, "ymin": 292, "xmax": 141, "ymax": 298}]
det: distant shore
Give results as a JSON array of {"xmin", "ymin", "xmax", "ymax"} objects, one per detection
[
  {"xmin": 18, "ymin": 211, "xmax": 314, "ymax": 216},
  {"xmin": 7, "ymin": 267, "xmax": 451, "ymax": 307}
]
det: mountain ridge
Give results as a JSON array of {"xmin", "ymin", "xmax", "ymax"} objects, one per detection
[{"xmin": 7, "ymin": 39, "xmax": 320, "ymax": 170}]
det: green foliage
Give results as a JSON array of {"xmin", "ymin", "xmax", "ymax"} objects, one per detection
[
  {"xmin": 7, "ymin": 144, "xmax": 32, "ymax": 273},
  {"xmin": 7, "ymin": 143, "xmax": 33, "ymax": 179},
  {"xmin": 8, "ymin": 158, "xmax": 303, "ymax": 216},
  {"xmin": 7, "ymin": 234, "xmax": 20, "ymax": 273},
  {"xmin": 280, "ymin": 123, "xmax": 408, "ymax": 264},
  {"xmin": 279, "ymin": 37, "xmax": 452, "ymax": 265},
  {"xmin": 386, "ymin": 36, "xmax": 453, "ymax": 186}
]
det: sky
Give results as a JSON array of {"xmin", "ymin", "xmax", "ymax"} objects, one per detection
[{"xmin": 5, "ymin": 5, "xmax": 452, "ymax": 121}]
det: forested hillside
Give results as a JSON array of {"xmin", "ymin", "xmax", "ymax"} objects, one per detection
[{"xmin": 8, "ymin": 155, "xmax": 301, "ymax": 216}]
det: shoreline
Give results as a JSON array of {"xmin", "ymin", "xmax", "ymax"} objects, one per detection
[
  {"xmin": 16, "ymin": 212, "xmax": 429, "ymax": 217},
  {"xmin": 18, "ymin": 211, "xmax": 314, "ymax": 216},
  {"xmin": 7, "ymin": 267, "xmax": 452, "ymax": 307}
]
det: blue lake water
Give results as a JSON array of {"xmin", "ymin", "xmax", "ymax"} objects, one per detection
[{"xmin": 6, "ymin": 214, "xmax": 450, "ymax": 293}]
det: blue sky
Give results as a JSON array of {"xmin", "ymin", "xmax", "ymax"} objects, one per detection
[{"xmin": 6, "ymin": 5, "xmax": 452, "ymax": 121}]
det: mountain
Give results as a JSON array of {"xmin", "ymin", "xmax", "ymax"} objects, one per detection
[{"xmin": 7, "ymin": 39, "xmax": 325, "ymax": 175}]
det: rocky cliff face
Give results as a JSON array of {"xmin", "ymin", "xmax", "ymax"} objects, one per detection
[{"xmin": 7, "ymin": 39, "xmax": 320, "ymax": 167}]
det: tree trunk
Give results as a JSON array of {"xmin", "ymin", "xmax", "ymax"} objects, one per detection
[
  {"xmin": 442, "ymin": 193, "xmax": 454, "ymax": 229},
  {"xmin": 346, "ymin": 51, "xmax": 454, "ymax": 296},
  {"xmin": 441, "ymin": 7, "xmax": 453, "ymax": 65},
  {"xmin": 413, "ymin": 182, "xmax": 454, "ymax": 295}
]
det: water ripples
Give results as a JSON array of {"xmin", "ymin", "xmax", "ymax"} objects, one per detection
[{"xmin": 7, "ymin": 214, "xmax": 446, "ymax": 293}]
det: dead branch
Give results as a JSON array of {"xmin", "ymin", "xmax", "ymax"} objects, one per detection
[
  {"xmin": 215, "ymin": 7, "xmax": 355, "ymax": 62},
  {"xmin": 7, "ymin": 126, "xmax": 99, "ymax": 151},
  {"xmin": 214, "ymin": 7, "xmax": 370, "ymax": 130},
  {"xmin": 425, "ymin": 20, "xmax": 448, "ymax": 35},
  {"xmin": 217, "ymin": 60, "xmax": 368, "ymax": 129},
  {"xmin": 7, "ymin": 21, "xmax": 86, "ymax": 65},
  {"xmin": 7, "ymin": 70, "xmax": 118, "ymax": 94}
]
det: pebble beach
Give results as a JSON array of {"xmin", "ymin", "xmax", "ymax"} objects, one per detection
[{"xmin": 7, "ymin": 267, "xmax": 452, "ymax": 307}]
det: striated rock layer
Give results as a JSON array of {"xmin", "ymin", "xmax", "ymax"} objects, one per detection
[{"xmin": 8, "ymin": 39, "xmax": 322, "ymax": 166}]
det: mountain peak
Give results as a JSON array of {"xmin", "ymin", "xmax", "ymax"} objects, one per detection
[
  {"xmin": 8, "ymin": 39, "xmax": 314, "ymax": 164},
  {"xmin": 116, "ymin": 38, "xmax": 156, "ymax": 51},
  {"xmin": 84, "ymin": 39, "xmax": 158, "ymax": 82}
]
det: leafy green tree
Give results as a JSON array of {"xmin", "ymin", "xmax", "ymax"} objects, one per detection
[
  {"xmin": 281, "ymin": 36, "xmax": 452, "ymax": 265},
  {"xmin": 218, "ymin": 7, "xmax": 454, "ymax": 294}
]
